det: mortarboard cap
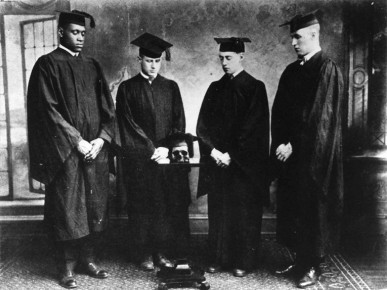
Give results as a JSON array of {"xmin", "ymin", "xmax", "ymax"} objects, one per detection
[
  {"xmin": 214, "ymin": 37, "xmax": 251, "ymax": 53},
  {"xmin": 58, "ymin": 10, "xmax": 95, "ymax": 28},
  {"xmin": 131, "ymin": 32, "xmax": 173, "ymax": 61},
  {"xmin": 279, "ymin": 10, "xmax": 319, "ymax": 33}
]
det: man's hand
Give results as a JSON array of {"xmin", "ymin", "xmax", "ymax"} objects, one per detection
[
  {"xmin": 151, "ymin": 147, "xmax": 169, "ymax": 162},
  {"xmin": 156, "ymin": 158, "xmax": 170, "ymax": 164},
  {"xmin": 210, "ymin": 148, "xmax": 223, "ymax": 166},
  {"xmin": 276, "ymin": 143, "xmax": 292, "ymax": 162},
  {"xmin": 84, "ymin": 138, "xmax": 105, "ymax": 162},
  {"xmin": 219, "ymin": 152, "xmax": 231, "ymax": 168},
  {"xmin": 77, "ymin": 139, "xmax": 93, "ymax": 156}
]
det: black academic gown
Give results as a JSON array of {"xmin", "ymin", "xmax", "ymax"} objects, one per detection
[
  {"xmin": 115, "ymin": 73, "xmax": 189, "ymax": 259},
  {"xmin": 196, "ymin": 71, "xmax": 269, "ymax": 270},
  {"xmin": 27, "ymin": 48, "xmax": 116, "ymax": 241},
  {"xmin": 270, "ymin": 51, "xmax": 344, "ymax": 266}
]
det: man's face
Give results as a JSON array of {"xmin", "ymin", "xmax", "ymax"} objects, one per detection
[
  {"xmin": 59, "ymin": 23, "xmax": 86, "ymax": 52},
  {"xmin": 291, "ymin": 27, "xmax": 315, "ymax": 57},
  {"xmin": 219, "ymin": 51, "xmax": 244, "ymax": 75},
  {"xmin": 139, "ymin": 55, "xmax": 161, "ymax": 78}
]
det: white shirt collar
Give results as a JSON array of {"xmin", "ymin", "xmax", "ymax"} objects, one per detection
[
  {"xmin": 59, "ymin": 44, "xmax": 79, "ymax": 57},
  {"xmin": 300, "ymin": 47, "xmax": 321, "ymax": 65},
  {"xmin": 140, "ymin": 71, "xmax": 149, "ymax": 79},
  {"xmin": 227, "ymin": 68, "xmax": 244, "ymax": 79},
  {"xmin": 140, "ymin": 71, "xmax": 157, "ymax": 83},
  {"xmin": 231, "ymin": 68, "xmax": 244, "ymax": 78}
]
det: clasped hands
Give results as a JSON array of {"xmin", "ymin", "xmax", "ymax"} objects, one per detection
[
  {"xmin": 276, "ymin": 142, "xmax": 292, "ymax": 162},
  {"xmin": 211, "ymin": 148, "xmax": 231, "ymax": 168},
  {"xmin": 77, "ymin": 138, "xmax": 105, "ymax": 162}
]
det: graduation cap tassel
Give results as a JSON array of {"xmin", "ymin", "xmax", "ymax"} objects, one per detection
[
  {"xmin": 165, "ymin": 47, "xmax": 171, "ymax": 61},
  {"xmin": 72, "ymin": 10, "xmax": 96, "ymax": 28}
]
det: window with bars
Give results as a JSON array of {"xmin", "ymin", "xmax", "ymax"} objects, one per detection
[
  {"xmin": 0, "ymin": 18, "xmax": 12, "ymax": 200},
  {"xmin": 21, "ymin": 17, "xmax": 58, "ymax": 194},
  {"xmin": 21, "ymin": 17, "xmax": 58, "ymax": 92},
  {"xmin": 0, "ymin": 15, "xmax": 58, "ymax": 200}
]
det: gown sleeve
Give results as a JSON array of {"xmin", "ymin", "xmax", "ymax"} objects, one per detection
[
  {"xmin": 115, "ymin": 82, "xmax": 156, "ymax": 159},
  {"xmin": 27, "ymin": 57, "xmax": 82, "ymax": 183},
  {"xmin": 196, "ymin": 83, "xmax": 217, "ymax": 156}
]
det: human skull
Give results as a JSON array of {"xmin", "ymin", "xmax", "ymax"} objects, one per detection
[{"xmin": 171, "ymin": 145, "xmax": 189, "ymax": 163}]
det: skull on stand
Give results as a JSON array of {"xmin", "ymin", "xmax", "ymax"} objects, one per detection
[
  {"xmin": 166, "ymin": 132, "xmax": 198, "ymax": 164},
  {"xmin": 171, "ymin": 142, "xmax": 190, "ymax": 163}
]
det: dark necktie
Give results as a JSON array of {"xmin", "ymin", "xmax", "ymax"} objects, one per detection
[{"xmin": 299, "ymin": 56, "xmax": 307, "ymax": 66}]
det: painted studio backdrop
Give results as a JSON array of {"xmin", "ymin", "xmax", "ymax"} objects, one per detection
[{"xmin": 1, "ymin": 0, "xmax": 386, "ymax": 236}]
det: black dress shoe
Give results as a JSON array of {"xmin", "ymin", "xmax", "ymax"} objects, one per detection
[
  {"xmin": 85, "ymin": 263, "xmax": 109, "ymax": 279},
  {"xmin": 297, "ymin": 267, "xmax": 320, "ymax": 288},
  {"xmin": 206, "ymin": 264, "xmax": 221, "ymax": 274},
  {"xmin": 153, "ymin": 253, "xmax": 174, "ymax": 268},
  {"xmin": 233, "ymin": 268, "xmax": 247, "ymax": 277},
  {"xmin": 140, "ymin": 255, "xmax": 155, "ymax": 271},
  {"xmin": 275, "ymin": 263, "xmax": 298, "ymax": 276},
  {"xmin": 59, "ymin": 270, "xmax": 77, "ymax": 289}
]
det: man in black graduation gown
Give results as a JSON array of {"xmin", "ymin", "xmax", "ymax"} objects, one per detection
[
  {"xmin": 271, "ymin": 11, "xmax": 344, "ymax": 288},
  {"xmin": 116, "ymin": 33, "xmax": 189, "ymax": 271},
  {"xmin": 27, "ymin": 11, "xmax": 115, "ymax": 288},
  {"xmin": 196, "ymin": 38, "xmax": 269, "ymax": 277}
]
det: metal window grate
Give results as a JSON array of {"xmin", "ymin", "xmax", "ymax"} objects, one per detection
[
  {"xmin": 0, "ymin": 15, "xmax": 13, "ymax": 200},
  {"xmin": 21, "ymin": 17, "xmax": 57, "ymax": 97},
  {"xmin": 20, "ymin": 16, "xmax": 58, "ymax": 194}
]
